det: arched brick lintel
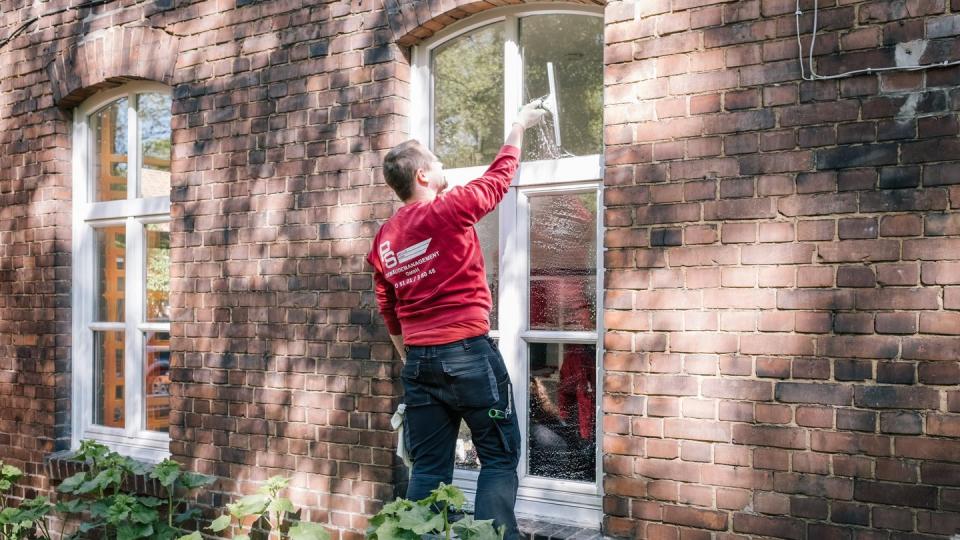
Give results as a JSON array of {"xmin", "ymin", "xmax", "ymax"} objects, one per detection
[
  {"xmin": 384, "ymin": 0, "xmax": 606, "ymax": 47},
  {"xmin": 45, "ymin": 26, "xmax": 180, "ymax": 109}
]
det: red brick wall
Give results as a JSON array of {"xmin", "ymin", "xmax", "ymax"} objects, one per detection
[
  {"xmin": 1, "ymin": 0, "xmax": 959, "ymax": 538},
  {"xmin": 603, "ymin": 0, "xmax": 960, "ymax": 537}
]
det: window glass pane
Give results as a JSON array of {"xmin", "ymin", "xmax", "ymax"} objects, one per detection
[
  {"xmin": 91, "ymin": 98, "xmax": 128, "ymax": 201},
  {"xmin": 144, "ymin": 331, "xmax": 170, "ymax": 432},
  {"xmin": 97, "ymin": 226, "xmax": 126, "ymax": 322},
  {"xmin": 529, "ymin": 192, "xmax": 597, "ymax": 330},
  {"xmin": 528, "ymin": 343, "xmax": 596, "ymax": 482},
  {"xmin": 432, "ymin": 23, "xmax": 504, "ymax": 168},
  {"xmin": 146, "ymin": 223, "xmax": 171, "ymax": 323},
  {"xmin": 455, "ymin": 420, "xmax": 480, "ymax": 470},
  {"xmin": 138, "ymin": 93, "xmax": 172, "ymax": 197},
  {"xmin": 476, "ymin": 208, "xmax": 499, "ymax": 330},
  {"xmin": 521, "ymin": 14, "xmax": 603, "ymax": 160},
  {"xmin": 94, "ymin": 331, "xmax": 125, "ymax": 428}
]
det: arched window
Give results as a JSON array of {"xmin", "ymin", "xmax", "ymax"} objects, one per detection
[
  {"xmin": 411, "ymin": 5, "xmax": 604, "ymax": 526},
  {"xmin": 71, "ymin": 82, "xmax": 172, "ymax": 461}
]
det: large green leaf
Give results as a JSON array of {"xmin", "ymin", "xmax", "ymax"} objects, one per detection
[
  {"xmin": 179, "ymin": 472, "xmax": 215, "ymax": 490},
  {"xmin": 150, "ymin": 459, "xmax": 181, "ymax": 488},
  {"xmin": 227, "ymin": 493, "xmax": 269, "ymax": 518},
  {"xmin": 177, "ymin": 532, "xmax": 203, "ymax": 540},
  {"xmin": 130, "ymin": 503, "xmax": 159, "ymax": 524},
  {"xmin": 396, "ymin": 504, "xmax": 444, "ymax": 535},
  {"xmin": 288, "ymin": 522, "xmax": 331, "ymax": 540},
  {"xmin": 268, "ymin": 497, "xmax": 296, "ymax": 514},
  {"xmin": 207, "ymin": 514, "xmax": 232, "ymax": 532},
  {"xmin": 55, "ymin": 498, "xmax": 88, "ymax": 514},
  {"xmin": 369, "ymin": 498, "xmax": 413, "ymax": 527},
  {"xmin": 57, "ymin": 472, "xmax": 88, "ymax": 493},
  {"xmin": 370, "ymin": 520, "xmax": 420, "ymax": 540},
  {"xmin": 174, "ymin": 506, "xmax": 202, "ymax": 524},
  {"xmin": 452, "ymin": 516, "xmax": 502, "ymax": 540},
  {"xmin": 259, "ymin": 475, "xmax": 291, "ymax": 496},
  {"xmin": 117, "ymin": 521, "xmax": 154, "ymax": 540},
  {"xmin": 429, "ymin": 483, "xmax": 466, "ymax": 510}
]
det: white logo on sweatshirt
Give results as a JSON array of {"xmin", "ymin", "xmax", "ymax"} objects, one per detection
[
  {"xmin": 379, "ymin": 241, "xmax": 398, "ymax": 269},
  {"xmin": 397, "ymin": 238, "xmax": 432, "ymax": 264}
]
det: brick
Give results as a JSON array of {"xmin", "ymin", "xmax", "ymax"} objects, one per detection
[
  {"xmin": 860, "ymin": 189, "xmax": 949, "ymax": 212},
  {"xmin": 836, "ymin": 409, "xmax": 877, "ymax": 432},
  {"xmin": 919, "ymin": 311, "xmax": 960, "ymax": 334},
  {"xmin": 835, "ymin": 312, "xmax": 874, "ymax": 334},
  {"xmin": 855, "ymin": 385, "xmax": 940, "ymax": 409},
  {"xmin": 918, "ymin": 362, "xmax": 960, "ymax": 385},
  {"xmin": 925, "ymin": 212, "xmax": 960, "ymax": 236},
  {"xmin": 703, "ymin": 379, "xmax": 773, "ymax": 401},
  {"xmin": 836, "ymin": 266, "xmax": 875, "ymax": 287},
  {"xmin": 732, "ymin": 424, "xmax": 805, "ymax": 449},
  {"xmin": 876, "ymin": 263, "xmax": 919, "ymax": 286},
  {"xmin": 732, "ymin": 513, "xmax": 804, "ymax": 540},
  {"xmin": 854, "ymin": 480, "xmax": 937, "ymax": 509},
  {"xmin": 903, "ymin": 336, "xmax": 960, "ymax": 360},
  {"xmin": 835, "ymin": 359, "xmax": 873, "ymax": 381},
  {"xmin": 812, "ymin": 431, "xmax": 890, "ymax": 456},
  {"xmin": 879, "ymin": 214, "xmax": 922, "ymax": 236},
  {"xmin": 818, "ymin": 240, "xmax": 900, "ymax": 262},
  {"xmin": 819, "ymin": 336, "xmax": 899, "ymax": 358},
  {"xmin": 876, "ymin": 313, "xmax": 918, "ymax": 335},
  {"xmin": 779, "ymin": 194, "xmax": 857, "ymax": 216},
  {"xmin": 775, "ymin": 383, "xmax": 851, "ymax": 406},
  {"xmin": 877, "ymin": 362, "xmax": 916, "ymax": 385}
]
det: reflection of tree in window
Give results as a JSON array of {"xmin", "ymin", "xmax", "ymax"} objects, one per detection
[
  {"xmin": 521, "ymin": 15, "xmax": 603, "ymax": 161},
  {"xmin": 432, "ymin": 23, "xmax": 504, "ymax": 168},
  {"xmin": 139, "ymin": 93, "xmax": 172, "ymax": 197}
]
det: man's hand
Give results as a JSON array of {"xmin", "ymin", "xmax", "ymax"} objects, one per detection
[
  {"xmin": 513, "ymin": 99, "xmax": 548, "ymax": 130},
  {"xmin": 390, "ymin": 334, "xmax": 406, "ymax": 361}
]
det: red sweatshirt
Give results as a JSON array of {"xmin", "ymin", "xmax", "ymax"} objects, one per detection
[{"xmin": 367, "ymin": 145, "xmax": 520, "ymax": 345}]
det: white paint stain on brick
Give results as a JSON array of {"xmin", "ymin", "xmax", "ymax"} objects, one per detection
[{"xmin": 893, "ymin": 40, "xmax": 928, "ymax": 120}]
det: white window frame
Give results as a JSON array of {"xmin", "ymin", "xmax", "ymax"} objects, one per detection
[
  {"xmin": 411, "ymin": 5, "xmax": 605, "ymax": 527},
  {"xmin": 71, "ymin": 81, "xmax": 172, "ymax": 462}
]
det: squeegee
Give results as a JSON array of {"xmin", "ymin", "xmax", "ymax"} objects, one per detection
[{"xmin": 542, "ymin": 61, "xmax": 562, "ymax": 148}]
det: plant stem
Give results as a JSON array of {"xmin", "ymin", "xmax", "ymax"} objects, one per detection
[{"xmin": 443, "ymin": 504, "xmax": 450, "ymax": 540}]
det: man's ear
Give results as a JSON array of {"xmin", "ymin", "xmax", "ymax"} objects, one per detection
[{"xmin": 414, "ymin": 168, "xmax": 429, "ymax": 186}]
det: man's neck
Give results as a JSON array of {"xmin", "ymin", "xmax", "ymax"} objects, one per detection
[{"xmin": 403, "ymin": 189, "xmax": 436, "ymax": 205}]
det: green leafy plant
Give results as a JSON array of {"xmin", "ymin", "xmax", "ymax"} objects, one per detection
[
  {"xmin": 0, "ymin": 463, "xmax": 54, "ymax": 540},
  {"xmin": 201, "ymin": 475, "xmax": 329, "ymax": 540},
  {"xmin": 367, "ymin": 484, "xmax": 503, "ymax": 540},
  {"xmin": 55, "ymin": 441, "xmax": 213, "ymax": 540}
]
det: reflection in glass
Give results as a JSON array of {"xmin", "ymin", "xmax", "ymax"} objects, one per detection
[
  {"xmin": 94, "ymin": 331, "xmax": 125, "ymax": 428},
  {"xmin": 521, "ymin": 14, "xmax": 603, "ymax": 161},
  {"xmin": 97, "ymin": 226, "xmax": 126, "ymax": 322},
  {"xmin": 455, "ymin": 420, "xmax": 480, "ymax": 470},
  {"xmin": 138, "ymin": 93, "xmax": 172, "ymax": 197},
  {"xmin": 146, "ymin": 223, "xmax": 171, "ymax": 322},
  {"xmin": 433, "ymin": 23, "xmax": 504, "ymax": 168},
  {"xmin": 144, "ymin": 332, "xmax": 170, "ymax": 432},
  {"xmin": 91, "ymin": 98, "xmax": 128, "ymax": 201},
  {"xmin": 529, "ymin": 192, "xmax": 597, "ymax": 330},
  {"xmin": 528, "ymin": 343, "xmax": 596, "ymax": 481},
  {"xmin": 476, "ymin": 207, "xmax": 499, "ymax": 330}
]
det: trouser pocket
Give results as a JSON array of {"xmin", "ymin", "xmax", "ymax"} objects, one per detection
[{"xmin": 442, "ymin": 353, "xmax": 499, "ymax": 408}]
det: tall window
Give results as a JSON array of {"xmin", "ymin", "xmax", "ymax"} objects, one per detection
[
  {"xmin": 412, "ymin": 6, "xmax": 604, "ymax": 525},
  {"xmin": 71, "ymin": 83, "xmax": 172, "ymax": 461}
]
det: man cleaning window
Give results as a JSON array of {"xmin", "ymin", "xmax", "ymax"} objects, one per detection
[{"xmin": 367, "ymin": 99, "xmax": 547, "ymax": 540}]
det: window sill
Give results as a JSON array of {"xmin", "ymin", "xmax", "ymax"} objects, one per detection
[{"xmin": 518, "ymin": 517, "xmax": 604, "ymax": 540}]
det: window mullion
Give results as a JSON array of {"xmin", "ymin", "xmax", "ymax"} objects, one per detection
[
  {"xmin": 128, "ymin": 94, "xmax": 140, "ymax": 201},
  {"xmin": 124, "ymin": 218, "xmax": 144, "ymax": 437},
  {"xmin": 502, "ymin": 15, "xmax": 521, "ymax": 140}
]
